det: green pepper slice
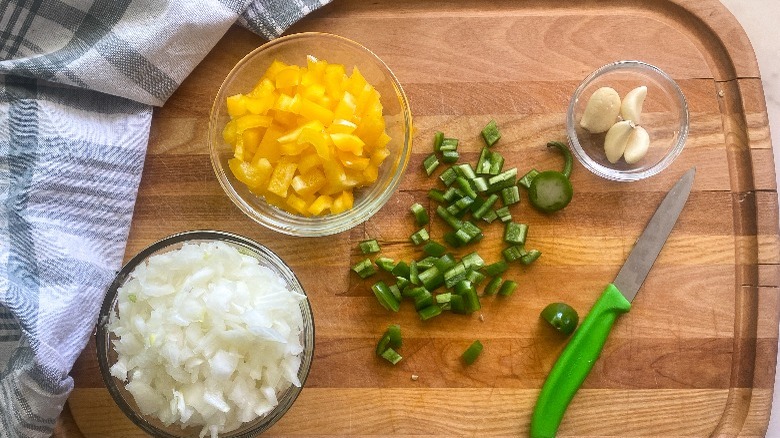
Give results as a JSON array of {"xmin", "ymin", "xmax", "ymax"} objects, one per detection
[
  {"xmin": 529, "ymin": 171, "xmax": 573, "ymax": 213},
  {"xmin": 540, "ymin": 302, "xmax": 579, "ymax": 335},
  {"xmin": 527, "ymin": 141, "xmax": 574, "ymax": 213}
]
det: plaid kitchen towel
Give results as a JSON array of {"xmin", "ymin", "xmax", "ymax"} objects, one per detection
[{"xmin": 0, "ymin": 1, "xmax": 329, "ymax": 436}]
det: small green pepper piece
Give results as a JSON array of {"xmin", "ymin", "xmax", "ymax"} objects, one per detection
[
  {"xmin": 540, "ymin": 302, "xmax": 580, "ymax": 335},
  {"xmin": 461, "ymin": 340, "xmax": 484, "ymax": 365}
]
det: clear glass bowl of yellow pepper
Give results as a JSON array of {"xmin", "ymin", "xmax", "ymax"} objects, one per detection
[{"xmin": 209, "ymin": 32, "xmax": 412, "ymax": 237}]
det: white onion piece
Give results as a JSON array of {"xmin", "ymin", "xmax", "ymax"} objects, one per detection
[{"xmin": 109, "ymin": 241, "xmax": 306, "ymax": 437}]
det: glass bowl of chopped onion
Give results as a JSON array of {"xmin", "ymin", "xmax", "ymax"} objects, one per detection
[
  {"xmin": 96, "ymin": 230, "xmax": 315, "ymax": 438},
  {"xmin": 209, "ymin": 32, "xmax": 413, "ymax": 237},
  {"xmin": 566, "ymin": 60, "xmax": 689, "ymax": 182}
]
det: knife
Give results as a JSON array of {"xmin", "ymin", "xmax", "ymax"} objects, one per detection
[{"xmin": 530, "ymin": 167, "xmax": 696, "ymax": 438}]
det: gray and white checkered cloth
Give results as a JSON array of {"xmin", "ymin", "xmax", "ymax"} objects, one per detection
[{"xmin": 0, "ymin": 1, "xmax": 328, "ymax": 436}]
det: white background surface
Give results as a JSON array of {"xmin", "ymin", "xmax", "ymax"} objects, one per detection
[{"xmin": 718, "ymin": 0, "xmax": 780, "ymax": 436}]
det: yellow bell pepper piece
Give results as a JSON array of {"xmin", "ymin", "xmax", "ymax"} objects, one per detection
[
  {"xmin": 337, "ymin": 150, "xmax": 370, "ymax": 171},
  {"xmin": 330, "ymin": 190, "xmax": 354, "ymax": 214},
  {"xmin": 333, "ymin": 92, "xmax": 357, "ymax": 121},
  {"xmin": 299, "ymin": 97, "xmax": 334, "ymax": 125},
  {"xmin": 285, "ymin": 193, "xmax": 310, "ymax": 216},
  {"xmin": 291, "ymin": 169, "xmax": 327, "ymax": 198},
  {"xmin": 326, "ymin": 119, "xmax": 357, "ymax": 135},
  {"xmin": 267, "ymin": 158, "xmax": 297, "ymax": 198},
  {"xmin": 235, "ymin": 114, "xmax": 272, "ymax": 133},
  {"xmin": 276, "ymin": 120, "xmax": 325, "ymax": 144},
  {"xmin": 347, "ymin": 66, "xmax": 368, "ymax": 97},
  {"xmin": 252, "ymin": 123, "xmax": 284, "ymax": 164},
  {"xmin": 274, "ymin": 94, "xmax": 301, "ymax": 114},
  {"xmin": 275, "ymin": 66, "xmax": 301, "ymax": 89},
  {"xmin": 263, "ymin": 60, "xmax": 289, "ymax": 81},
  {"xmin": 222, "ymin": 120, "xmax": 237, "ymax": 144},
  {"xmin": 226, "ymin": 94, "xmax": 248, "ymax": 118},
  {"xmin": 297, "ymin": 151, "xmax": 322, "ymax": 175},
  {"xmin": 307, "ymin": 194, "xmax": 333, "ymax": 215},
  {"xmin": 330, "ymin": 133, "xmax": 365, "ymax": 155},
  {"xmin": 242, "ymin": 128, "xmax": 263, "ymax": 161},
  {"xmin": 228, "ymin": 158, "xmax": 272, "ymax": 190}
]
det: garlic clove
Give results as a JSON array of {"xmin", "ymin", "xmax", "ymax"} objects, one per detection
[
  {"xmin": 620, "ymin": 86, "xmax": 647, "ymax": 124},
  {"xmin": 623, "ymin": 125, "xmax": 650, "ymax": 164},
  {"xmin": 580, "ymin": 87, "xmax": 621, "ymax": 134},
  {"xmin": 604, "ymin": 120, "xmax": 634, "ymax": 164}
]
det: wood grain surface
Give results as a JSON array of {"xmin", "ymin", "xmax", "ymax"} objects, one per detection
[{"xmin": 62, "ymin": 0, "xmax": 779, "ymax": 436}]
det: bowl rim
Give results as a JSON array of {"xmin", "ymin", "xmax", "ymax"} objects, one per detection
[
  {"xmin": 566, "ymin": 60, "xmax": 689, "ymax": 182},
  {"xmin": 95, "ymin": 230, "xmax": 315, "ymax": 437},
  {"xmin": 208, "ymin": 32, "xmax": 413, "ymax": 237}
]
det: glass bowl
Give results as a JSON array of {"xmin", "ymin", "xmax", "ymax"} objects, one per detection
[
  {"xmin": 209, "ymin": 32, "xmax": 413, "ymax": 236},
  {"xmin": 96, "ymin": 230, "xmax": 315, "ymax": 437},
  {"xmin": 566, "ymin": 60, "xmax": 688, "ymax": 182}
]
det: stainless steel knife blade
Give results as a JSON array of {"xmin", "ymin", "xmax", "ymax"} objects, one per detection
[{"xmin": 612, "ymin": 167, "xmax": 696, "ymax": 302}]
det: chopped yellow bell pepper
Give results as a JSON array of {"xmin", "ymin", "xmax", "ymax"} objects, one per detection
[
  {"xmin": 267, "ymin": 158, "xmax": 297, "ymax": 198},
  {"xmin": 235, "ymin": 114, "xmax": 272, "ymax": 133},
  {"xmin": 285, "ymin": 193, "xmax": 310, "ymax": 216},
  {"xmin": 291, "ymin": 169, "xmax": 327, "ymax": 198},
  {"xmin": 226, "ymin": 94, "xmax": 248, "ymax": 118},
  {"xmin": 228, "ymin": 158, "xmax": 272, "ymax": 190},
  {"xmin": 326, "ymin": 119, "xmax": 357, "ymax": 135},
  {"xmin": 330, "ymin": 133, "xmax": 365, "ymax": 155},
  {"xmin": 223, "ymin": 56, "xmax": 393, "ymax": 216},
  {"xmin": 307, "ymin": 194, "xmax": 333, "ymax": 215},
  {"xmin": 275, "ymin": 65, "xmax": 301, "ymax": 89},
  {"xmin": 330, "ymin": 190, "xmax": 354, "ymax": 214}
]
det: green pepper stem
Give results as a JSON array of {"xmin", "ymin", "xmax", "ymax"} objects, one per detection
[{"xmin": 547, "ymin": 141, "xmax": 573, "ymax": 179}]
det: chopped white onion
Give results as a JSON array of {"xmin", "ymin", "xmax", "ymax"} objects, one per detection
[{"xmin": 109, "ymin": 241, "xmax": 306, "ymax": 437}]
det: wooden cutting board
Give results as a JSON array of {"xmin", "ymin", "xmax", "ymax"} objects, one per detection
[{"xmin": 59, "ymin": 0, "xmax": 780, "ymax": 436}]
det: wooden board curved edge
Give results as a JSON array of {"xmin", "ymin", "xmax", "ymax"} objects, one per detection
[
  {"xmin": 665, "ymin": 1, "xmax": 779, "ymax": 435},
  {"xmin": 662, "ymin": 0, "xmax": 760, "ymax": 80}
]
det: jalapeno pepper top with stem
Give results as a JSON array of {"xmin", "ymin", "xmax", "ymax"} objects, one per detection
[
  {"xmin": 540, "ymin": 302, "xmax": 579, "ymax": 335},
  {"xmin": 528, "ymin": 141, "xmax": 574, "ymax": 213}
]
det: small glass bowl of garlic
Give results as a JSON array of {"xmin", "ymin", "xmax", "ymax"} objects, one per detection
[{"xmin": 566, "ymin": 60, "xmax": 688, "ymax": 182}]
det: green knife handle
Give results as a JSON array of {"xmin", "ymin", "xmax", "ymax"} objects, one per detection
[{"xmin": 530, "ymin": 284, "xmax": 632, "ymax": 438}]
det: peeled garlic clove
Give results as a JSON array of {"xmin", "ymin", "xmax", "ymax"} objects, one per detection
[
  {"xmin": 604, "ymin": 120, "xmax": 634, "ymax": 164},
  {"xmin": 623, "ymin": 125, "xmax": 650, "ymax": 164},
  {"xmin": 580, "ymin": 87, "xmax": 621, "ymax": 134},
  {"xmin": 620, "ymin": 86, "xmax": 647, "ymax": 124}
]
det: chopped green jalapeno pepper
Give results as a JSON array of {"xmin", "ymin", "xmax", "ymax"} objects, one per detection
[
  {"xmin": 410, "ymin": 203, "xmax": 430, "ymax": 226},
  {"xmin": 423, "ymin": 241, "xmax": 447, "ymax": 257},
  {"xmin": 418, "ymin": 304, "xmax": 443, "ymax": 321},
  {"xmin": 410, "ymin": 228, "xmax": 430, "ymax": 245},
  {"xmin": 528, "ymin": 141, "xmax": 574, "ymax": 213},
  {"xmin": 372, "ymin": 281, "xmax": 400, "ymax": 312},
  {"xmin": 359, "ymin": 239, "xmax": 380, "ymax": 254},
  {"xmin": 540, "ymin": 302, "xmax": 579, "ymax": 335},
  {"xmin": 375, "ymin": 257, "xmax": 395, "ymax": 272},
  {"xmin": 442, "ymin": 149, "xmax": 459, "ymax": 163},
  {"xmin": 484, "ymin": 276, "xmax": 502, "ymax": 295},
  {"xmin": 433, "ymin": 131, "xmax": 445, "ymax": 152},
  {"xmin": 376, "ymin": 324, "xmax": 402, "ymax": 356},
  {"xmin": 352, "ymin": 258, "xmax": 376, "ymax": 278},
  {"xmin": 518, "ymin": 168, "xmax": 540, "ymax": 189},
  {"xmin": 498, "ymin": 280, "xmax": 517, "ymax": 297},
  {"xmin": 462, "ymin": 340, "xmax": 484, "ymax": 365},
  {"xmin": 423, "ymin": 154, "xmax": 440, "ymax": 176},
  {"xmin": 381, "ymin": 347, "xmax": 403, "ymax": 364},
  {"xmin": 481, "ymin": 119, "xmax": 501, "ymax": 147},
  {"xmin": 428, "ymin": 188, "xmax": 446, "ymax": 203},
  {"xmin": 520, "ymin": 249, "xmax": 542, "ymax": 265}
]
